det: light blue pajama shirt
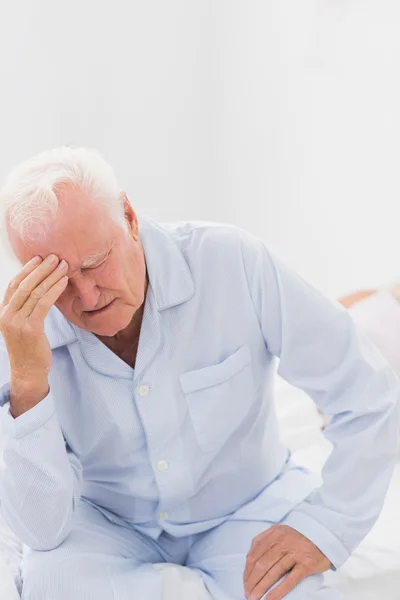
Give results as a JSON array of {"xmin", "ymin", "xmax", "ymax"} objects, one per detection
[{"xmin": 0, "ymin": 215, "xmax": 399, "ymax": 599}]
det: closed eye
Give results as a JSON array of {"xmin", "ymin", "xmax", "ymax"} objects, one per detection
[
  {"xmin": 90, "ymin": 259, "xmax": 107, "ymax": 270},
  {"xmin": 83, "ymin": 257, "xmax": 108, "ymax": 271},
  {"xmin": 81, "ymin": 247, "xmax": 112, "ymax": 271}
]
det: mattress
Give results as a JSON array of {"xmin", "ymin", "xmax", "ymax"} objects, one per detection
[{"xmin": 1, "ymin": 378, "xmax": 399, "ymax": 599}]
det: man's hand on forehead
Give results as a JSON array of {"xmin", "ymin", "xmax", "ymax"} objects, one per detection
[{"xmin": 0, "ymin": 253, "xmax": 70, "ymax": 416}]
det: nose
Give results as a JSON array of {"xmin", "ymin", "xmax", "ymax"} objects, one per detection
[{"xmin": 69, "ymin": 275, "xmax": 101, "ymax": 311}]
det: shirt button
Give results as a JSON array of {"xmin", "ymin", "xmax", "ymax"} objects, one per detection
[
  {"xmin": 138, "ymin": 384, "xmax": 150, "ymax": 397},
  {"xmin": 157, "ymin": 460, "xmax": 169, "ymax": 472},
  {"xmin": 158, "ymin": 511, "xmax": 169, "ymax": 522}
]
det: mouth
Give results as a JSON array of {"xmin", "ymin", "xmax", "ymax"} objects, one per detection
[{"xmin": 85, "ymin": 299, "xmax": 116, "ymax": 316}]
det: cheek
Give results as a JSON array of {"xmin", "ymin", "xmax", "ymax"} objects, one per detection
[{"xmin": 55, "ymin": 290, "xmax": 73, "ymax": 313}]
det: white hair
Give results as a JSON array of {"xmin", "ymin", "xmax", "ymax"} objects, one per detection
[{"xmin": 0, "ymin": 146, "xmax": 127, "ymax": 254}]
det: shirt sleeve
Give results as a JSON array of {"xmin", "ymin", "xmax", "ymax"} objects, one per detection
[
  {"xmin": 0, "ymin": 343, "xmax": 83, "ymax": 551},
  {"xmin": 240, "ymin": 233, "xmax": 400, "ymax": 569}
]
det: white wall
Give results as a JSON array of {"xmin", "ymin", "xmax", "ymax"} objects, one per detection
[
  {"xmin": 1, "ymin": 0, "xmax": 400, "ymax": 298},
  {"xmin": 213, "ymin": 1, "xmax": 400, "ymax": 297}
]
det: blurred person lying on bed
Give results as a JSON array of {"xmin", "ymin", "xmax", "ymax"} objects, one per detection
[
  {"xmin": 317, "ymin": 286, "xmax": 400, "ymax": 430},
  {"xmin": 0, "ymin": 147, "xmax": 399, "ymax": 600},
  {"xmin": 340, "ymin": 285, "xmax": 400, "ymax": 374}
]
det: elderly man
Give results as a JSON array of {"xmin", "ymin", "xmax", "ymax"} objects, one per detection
[{"xmin": 0, "ymin": 147, "xmax": 399, "ymax": 600}]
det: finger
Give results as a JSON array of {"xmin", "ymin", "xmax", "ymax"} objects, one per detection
[
  {"xmin": 247, "ymin": 555, "xmax": 296, "ymax": 600},
  {"xmin": 21, "ymin": 259, "xmax": 68, "ymax": 318},
  {"xmin": 30, "ymin": 275, "xmax": 69, "ymax": 322},
  {"xmin": 244, "ymin": 545, "xmax": 283, "ymax": 596},
  {"xmin": 2, "ymin": 256, "xmax": 43, "ymax": 305},
  {"xmin": 244, "ymin": 531, "xmax": 278, "ymax": 582},
  {"xmin": 244, "ymin": 540, "xmax": 278, "ymax": 583},
  {"xmin": 265, "ymin": 565, "xmax": 306, "ymax": 600},
  {"xmin": 6, "ymin": 255, "xmax": 62, "ymax": 313}
]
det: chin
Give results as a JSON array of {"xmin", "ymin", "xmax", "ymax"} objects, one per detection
[
  {"xmin": 87, "ymin": 324, "xmax": 119, "ymax": 337},
  {"xmin": 88, "ymin": 312, "xmax": 134, "ymax": 337},
  {"xmin": 88, "ymin": 321, "xmax": 126, "ymax": 337}
]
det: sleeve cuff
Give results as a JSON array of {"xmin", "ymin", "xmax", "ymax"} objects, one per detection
[
  {"xmin": 0, "ymin": 381, "xmax": 11, "ymax": 408},
  {"xmin": 282, "ymin": 509, "xmax": 350, "ymax": 570},
  {"xmin": 0, "ymin": 383, "xmax": 56, "ymax": 439}
]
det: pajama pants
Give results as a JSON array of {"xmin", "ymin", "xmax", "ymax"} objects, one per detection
[{"xmin": 21, "ymin": 500, "xmax": 342, "ymax": 599}]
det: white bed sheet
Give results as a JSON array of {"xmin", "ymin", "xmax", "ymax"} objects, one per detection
[
  {"xmin": 0, "ymin": 517, "xmax": 22, "ymax": 600},
  {"xmin": 1, "ymin": 378, "xmax": 400, "ymax": 599}
]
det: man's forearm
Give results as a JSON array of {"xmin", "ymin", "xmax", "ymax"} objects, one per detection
[{"xmin": 0, "ymin": 387, "xmax": 82, "ymax": 550}]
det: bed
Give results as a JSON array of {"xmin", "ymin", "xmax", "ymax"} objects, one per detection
[{"xmin": 1, "ymin": 377, "xmax": 399, "ymax": 599}]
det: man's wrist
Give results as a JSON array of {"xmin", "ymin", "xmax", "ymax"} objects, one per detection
[{"xmin": 9, "ymin": 378, "xmax": 50, "ymax": 418}]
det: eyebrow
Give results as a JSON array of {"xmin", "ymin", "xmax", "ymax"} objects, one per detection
[{"xmin": 81, "ymin": 249, "xmax": 109, "ymax": 269}]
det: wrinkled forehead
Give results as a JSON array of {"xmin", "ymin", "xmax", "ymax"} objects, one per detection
[{"xmin": 8, "ymin": 200, "xmax": 117, "ymax": 268}]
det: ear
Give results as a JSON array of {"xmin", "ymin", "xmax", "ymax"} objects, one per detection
[{"xmin": 121, "ymin": 193, "xmax": 139, "ymax": 241}]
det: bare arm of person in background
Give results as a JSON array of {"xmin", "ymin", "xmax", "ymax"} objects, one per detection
[{"xmin": 337, "ymin": 289, "xmax": 377, "ymax": 308}]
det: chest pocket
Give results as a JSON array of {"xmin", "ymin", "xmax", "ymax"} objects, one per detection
[{"xmin": 179, "ymin": 345, "xmax": 254, "ymax": 452}]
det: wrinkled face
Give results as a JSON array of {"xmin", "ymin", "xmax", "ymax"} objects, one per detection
[{"xmin": 8, "ymin": 187, "xmax": 147, "ymax": 337}]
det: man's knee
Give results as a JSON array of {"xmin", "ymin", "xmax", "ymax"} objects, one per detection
[
  {"xmin": 21, "ymin": 550, "xmax": 163, "ymax": 600},
  {"xmin": 259, "ymin": 574, "xmax": 342, "ymax": 600},
  {"xmin": 281, "ymin": 574, "xmax": 342, "ymax": 599},
  {"xmin": 22, "ymin": 549, "xmax": 112, "ymax": 600},
  {"xmin": 195, "ymin": 567, "xmax": 341, "ymax": 600}
]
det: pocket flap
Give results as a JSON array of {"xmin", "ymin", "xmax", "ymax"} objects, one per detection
[{"xmin": 179, "ymin": 345, "xmax": 251, "ymax": 394}]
